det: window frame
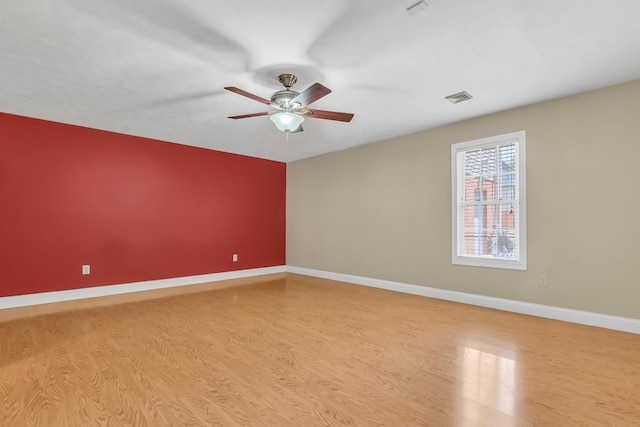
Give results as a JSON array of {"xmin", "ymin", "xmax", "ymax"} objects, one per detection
[{"xmin": 451, "ymin": 131, "xmax": 527, "ymax": 270}]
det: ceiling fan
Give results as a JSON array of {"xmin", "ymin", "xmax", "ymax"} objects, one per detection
[{"xmin": 224, "ymin": 74, "xmax": 354, "ymax": 133}]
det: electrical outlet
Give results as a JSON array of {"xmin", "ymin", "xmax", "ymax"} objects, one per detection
[
  {"xmin": 82, "ymin": 265, "xmax": 90, "ymax": 275},
  {"xmin": 232, "ymin": 254, "xmax": 238, "ymax": 262},
  {"xmin": 539, "ymin": 274, "xmax": 548, "ymax": 287}
]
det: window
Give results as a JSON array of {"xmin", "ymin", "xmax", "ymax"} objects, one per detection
[{"xmin": 451, "ymin": 131, "xmax": 526, "ymax": 270}]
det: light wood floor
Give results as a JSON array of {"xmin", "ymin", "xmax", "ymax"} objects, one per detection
[{"xmin": 1, "ymin": 274, "xmax": 639, "ymax": 426}]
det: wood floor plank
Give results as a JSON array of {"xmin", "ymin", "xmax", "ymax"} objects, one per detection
[{"xmin": 1, "ymin": 273, "xmax": 639, "ymax": 426}]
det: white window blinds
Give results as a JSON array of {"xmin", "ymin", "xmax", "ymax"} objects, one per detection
[{"xmin": 451, "ymin": 131, "xmax": 527, "ymax": 270}]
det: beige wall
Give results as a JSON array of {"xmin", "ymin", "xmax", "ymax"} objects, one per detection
[{"xmin": 287, "ymin": 79, "xmax": 640, "ymax": 319}]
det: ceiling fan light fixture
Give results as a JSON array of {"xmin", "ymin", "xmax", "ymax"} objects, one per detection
[
  {"xmin": 225, "ymin": 73, "xmax": 353, "ymax": 134},
  {"xmin": 270, "ymin": 112, "xmax": 305, "ymax": 133}
]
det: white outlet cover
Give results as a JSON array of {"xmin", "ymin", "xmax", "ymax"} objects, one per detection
[
  {"xmin": 82, "ymin": 265, "xmax": 90, "ymax": 275},
  {"xmin": 539, "ymin": 275, "xmax": 548, "ymax": 287},
  {"xmin": 232, "ymin": 254, "xmax": 238, "ymax": 262}
]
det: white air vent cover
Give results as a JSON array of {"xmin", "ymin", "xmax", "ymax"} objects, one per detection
[
  {"xmin": 406, "ymin": 1, "xmax": 428, "ymax": 15},
  {"xmin": 445, "ymin": 91, "xmax": 473, "ymax": 103}
]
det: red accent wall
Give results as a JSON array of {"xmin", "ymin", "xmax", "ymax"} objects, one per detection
[{"xmin": 0, "ymin": 113, "xmax": 286, "ymax": 298}]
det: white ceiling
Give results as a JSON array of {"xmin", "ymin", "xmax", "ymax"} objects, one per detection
[{"xmin": 2, "ymin": 0, "xmax": 640, "ymax": 162}]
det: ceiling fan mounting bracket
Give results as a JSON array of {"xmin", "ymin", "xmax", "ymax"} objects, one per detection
[{"xmin": 278, "ymin": 73, "xmax": 298, "ymax": 89}]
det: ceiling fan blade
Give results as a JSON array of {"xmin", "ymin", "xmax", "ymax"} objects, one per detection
[
  {"xmin": 290, "ymin": 125, "xmax": 304, "ymax": 133},
  {"xmin": 307, "ymin": 109, "xmax": 354, "ymax": 122},
  {"xmin": 224, "ymin": 87, "xmax": 271, "ymax": 105},
  {"xmin": 291, "ymin": 83, "xmax": 332, "ymax": 106},
  {"xmin": 228, "ymin": 112, "xmax": 270, "ymax": 119}
]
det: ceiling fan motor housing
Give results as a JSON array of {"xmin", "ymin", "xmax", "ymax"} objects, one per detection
[
  {"xmin": 271, "ymin": 89, "xmax": 300, "ymax": 109},
  {"xmin": 271, "ymin": 74, "xmax": 301, "ymax": 109}
]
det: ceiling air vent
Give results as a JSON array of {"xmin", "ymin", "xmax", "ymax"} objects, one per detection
[
  {"xmin": 445, "ymin": 91, "xmax": 473, "ymax": 104},
  {"xmin": 406, "ymin": 1, "xmax": 428, "ymax": 15}
]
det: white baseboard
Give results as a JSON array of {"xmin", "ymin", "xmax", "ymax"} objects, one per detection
[
  {"xmin": 0, "ymin": 266, "xmax": 287, "ymax": 310},
  {"xmin": 4, "ymin": 265, "xmax": 638, "ymax": 335},
  {"xmin": 287, "ymin": 266, "xmax": 640, "ymax": 335}
]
